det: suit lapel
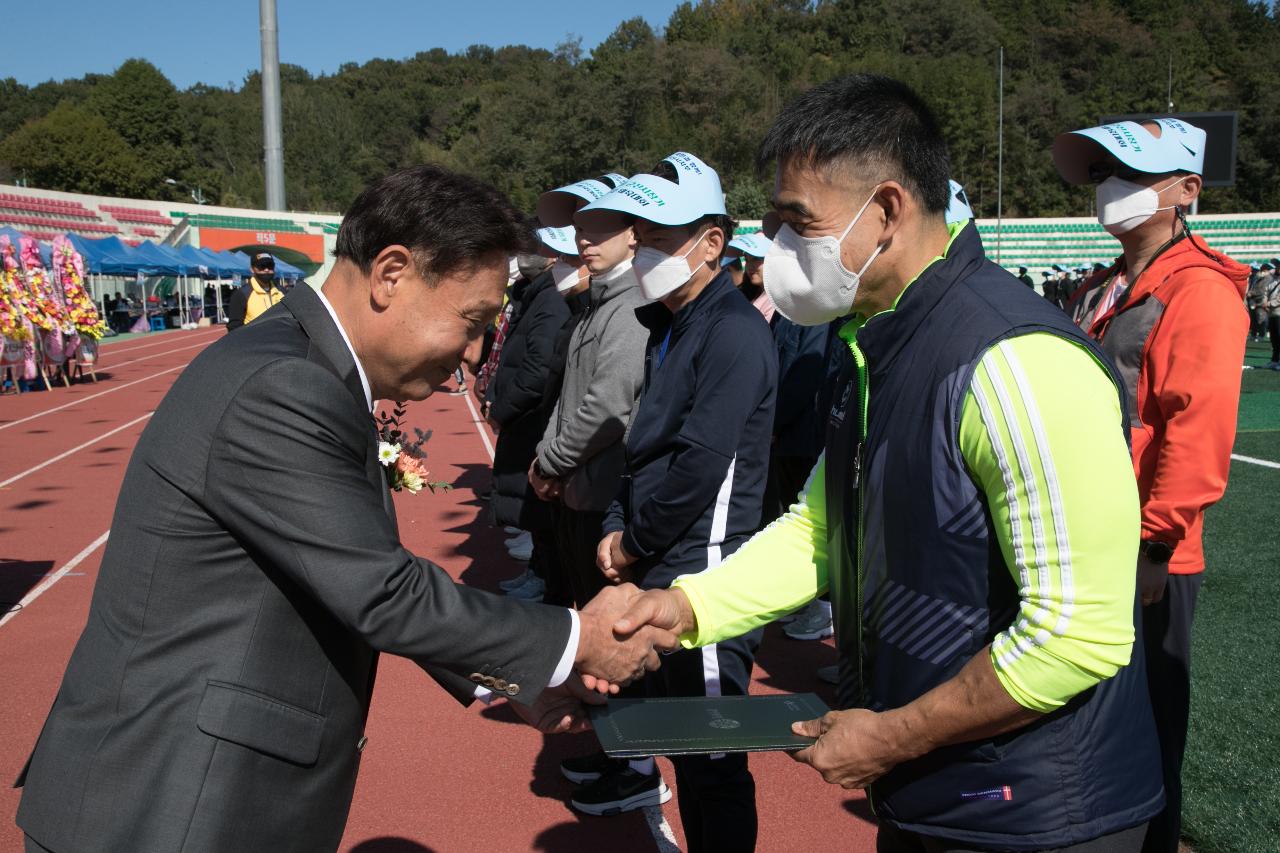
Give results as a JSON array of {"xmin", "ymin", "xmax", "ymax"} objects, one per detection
[{"xmin": 284, "ymin": 285, "xmax": 399, "ymax": 531}]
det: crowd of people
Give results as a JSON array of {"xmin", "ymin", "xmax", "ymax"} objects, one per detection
[
  {"xmin": 1246, "ymin": 259, "xmax": 1280, "ymax": 366},
  {"xmin": 459, "ymin": 80, "xmax": 1249, "ymax": 852},
  {"xmin": 16, "ymin": 74, "xmax": 1253, "ymax": 853}
]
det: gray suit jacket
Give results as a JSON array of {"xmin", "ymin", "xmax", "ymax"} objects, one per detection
[{"xmin": 15, "ymin": 284, "xmax": 571, "ymax": 852}]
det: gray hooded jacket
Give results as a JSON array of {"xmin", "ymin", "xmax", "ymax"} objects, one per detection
[{"xmin": 536, "ymin": 258, "xmax": 648, "ymax": 511}]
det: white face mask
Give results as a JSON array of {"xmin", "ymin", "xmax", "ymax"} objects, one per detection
[
  {"xmin": 763, "ymin": 188, "xmax": 884, "ymax": 326},
  {"xmin": 551, "ymin": 259, "xmax": 585, "ymax": 293},
  {"xmin": 1096, "ymin": 175, "xmax": 1187, "ymax": 236},
  {"xmin": 633, "ymin": 230, "xmax": 708, "ymax": 301}
]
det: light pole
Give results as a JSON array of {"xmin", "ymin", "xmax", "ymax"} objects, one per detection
[{"xmin": 260, "ymin": 0, "xmax": 287, "ymax": 211}]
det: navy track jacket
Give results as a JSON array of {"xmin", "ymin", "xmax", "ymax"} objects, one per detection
[{"xmin": 605, "ymin": 271, "xmax": 777, "ymax": 589}]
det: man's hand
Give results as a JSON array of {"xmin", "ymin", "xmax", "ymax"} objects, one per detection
[
  {"xmin": 509, "ymin": 673, "xmax": 605, "ymax": 734},
  {"xmin": 612, "ymin": 587, "xmax": 697, "ymax": 640},
  {"xmin": 597, "ymin": 531, "xmax": 637, "ymax": 583},
  {"xmin": 575, "ymin": 583, "xmax": 678, "ymax": 693},
  {"xmin": 1138, "ymin": 553, "xmax": 1169, "ymax": 607},
  {"xmin": 528, "ymin": 459, "xmax": 562, "ymax": 502},
  {"xmin": 790, "ymin": 709, "xmax": 910, "ymax": 790}
]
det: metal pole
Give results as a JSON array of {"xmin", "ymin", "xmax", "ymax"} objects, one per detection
[
  {"xmin": 260, "ymin": 0, "xmax": 287, "ymax": 211},
  {"xmin": 996, "ymin": 45, "xmax": 1004, "ymax": 265}
]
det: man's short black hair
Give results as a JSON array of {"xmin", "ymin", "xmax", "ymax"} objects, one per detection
[
  {"xmin": 758, "ymin": 74, "xmax": 951, "ymax": 215},
  {"xmin": 335, "ymin": 164, "xmax": 530, "ymax": 282}
]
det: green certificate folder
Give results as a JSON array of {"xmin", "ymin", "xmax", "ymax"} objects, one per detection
[{"xmin": 590, "ymin": 693, "xmax": 831, "ymax": 758}]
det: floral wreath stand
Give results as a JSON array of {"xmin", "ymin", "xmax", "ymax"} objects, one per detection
[{"xmin": 38, "ymin": 330, "xmax": 70, "ymax": 389}]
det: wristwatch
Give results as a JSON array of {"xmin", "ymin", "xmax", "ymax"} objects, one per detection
[{"xmin": 1139, "ymin": 539, "xmax": 1175, "ymax": 564}]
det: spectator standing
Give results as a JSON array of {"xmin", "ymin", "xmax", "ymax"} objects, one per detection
[
  {"xmin": 1054, "ymin": 117, "xmax": 1250, "ymax": 853},
  {"xmin": 530, "ymin": 174, "xmax": 646, "ymax": 611},
  {"xmin": 488, "ymin": 226, "xmax": 580, "ymax": 605},
  {"xmin": 226, "ymin": 253, "xmax": 284, "ymax": 332},
  {"xmin": 582, "ymin": 153, "xmax": 776, "ymax": 849},
  {"xmin": 1265, "ymin": 263, "xmax": 1280, "ymax": 368}
]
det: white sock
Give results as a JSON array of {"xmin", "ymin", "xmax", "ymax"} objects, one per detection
[{"xmin": 628, "ymin": 757, "xmax": 656, "ymax": 776}]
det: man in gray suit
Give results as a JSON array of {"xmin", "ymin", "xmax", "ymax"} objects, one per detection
[{"xmin": 16, "ymin": 166, "xmax": 671, "ymax": 853}]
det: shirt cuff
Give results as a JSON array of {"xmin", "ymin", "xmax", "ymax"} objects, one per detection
[
  {"xmin": 473, "ymin": 686, "xmax": 494, "ymax": 704},
  {"xmin": 547, "ymin": 608, "xmax": 580, "ymax": 688}
]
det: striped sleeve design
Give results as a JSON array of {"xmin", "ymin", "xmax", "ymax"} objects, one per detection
[
  {"xmin": 673, "ymin": 456, "xmax": 829, "ymax": 648},
  {"xmin": 962, "ymin": 333, "xmax": 1142, "ymax": 713}
]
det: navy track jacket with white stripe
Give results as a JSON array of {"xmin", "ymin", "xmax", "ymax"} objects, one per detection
[{"xmin": 605, "ymin": 270, "xmax": 777, "ymax": 589}]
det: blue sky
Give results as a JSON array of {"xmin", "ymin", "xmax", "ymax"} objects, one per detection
[{"xmin": 7, "ymin": 1, "xmax": 687, "ymax": 90}]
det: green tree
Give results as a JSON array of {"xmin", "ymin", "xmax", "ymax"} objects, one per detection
[{"xmin": 0, "ymin": 102, "xmax": 148, "ymax": 196}]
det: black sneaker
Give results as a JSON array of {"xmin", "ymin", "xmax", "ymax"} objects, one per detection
[
  {"xmin": 560, "ymin": 751, "xmax": 626, "ymax": 784},
  {"xmin": 570, "ymin": 766, "xmax": 671, "ymax": 816}
]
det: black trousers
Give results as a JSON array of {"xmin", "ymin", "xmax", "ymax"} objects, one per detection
[
  {"xmin": 1140, "ymin": 572, "xmax": 1203, "ymax": 853},
  {"xmin": 25, "ymin": 836, "xmax": 54, "ymax": 853},
  {"xmin": 1268, "ymin": 314, "xmax": 1280, "ymax": 362},
  {"xmin": 555, "ymin": 506, "xmax": 610, "ymax": 608},
  {"xmin": 530, "ymin": 521, "xmax": 572, "ymax": 607},
  {"xmin": 645, "ymin": 635, "xmax": 761, "ymax": 853},
  {"xmin": 877, "ymin": 821, "xmax": 1148, "ymax": 853}
]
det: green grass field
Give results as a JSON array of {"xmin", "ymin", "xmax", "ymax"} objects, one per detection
[{"xmin": 1182, "ymin": 339, "xmax": 1280, "ymax": 852}]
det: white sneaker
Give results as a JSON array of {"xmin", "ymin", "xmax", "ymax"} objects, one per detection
[
  {"xmin": 507, "ymin": 536, "xmax": 534, "ymax": 562},
  {"xmin": 507, "ymin": 574, "xmax": 545, "ymax": 601},
  {"xmin": 499, "ymin": 568, "xmax": 534, "ymax": 591},
  {"xmin": 784, "ymin": 599, "xmax": 834, "ymax": 641}
]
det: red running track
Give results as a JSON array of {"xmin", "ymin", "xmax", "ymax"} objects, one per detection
[{"xmin": 0, "ymin": 329, "xmax": 876, "ymax": 852}]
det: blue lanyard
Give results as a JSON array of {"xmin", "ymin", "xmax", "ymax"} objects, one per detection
[{"xmin": 655, "ymin": 328, "xmax": 672, "ymax": 368}]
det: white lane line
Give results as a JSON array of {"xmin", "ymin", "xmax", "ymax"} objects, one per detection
[
  {"xmin": 101, "ymin": 338, "xmax": 212, "ymax": 373},
  {"xmin": 0, "ymin": 344, "xmax": 206, "ymax": 432},
  {"xmin": 0, "ymin": 530, "xmax": 110, "ymax": 629},
  {"xmin": 1232, "ymin": 453, "xmax": 1280, "ymax": 470},
  {"xmin": 643, "ymin": 805, "xmax": 681, "ymax": 853},
  {"xmin": 100, "ymin": 329, "xmax": 219, "ymax": 354},
  {"xmin": 458, "ymin": 389, "xmax": 680, "ymax": 852},
  {"xmin": 0, "ymin": 412, "xmax": 153, "ymax": 489},
  {"xmin": 461, "ymin": 391, "xmax": 496, "ymax": 461}
]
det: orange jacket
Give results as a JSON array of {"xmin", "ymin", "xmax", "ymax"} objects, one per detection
[{"xmin": 1072, "ymin": 235, "xmax": 1248, "ymax": 574}]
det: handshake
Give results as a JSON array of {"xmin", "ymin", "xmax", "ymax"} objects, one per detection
[{"xmin": 512, "ymin": 584, "xmax": 697, "ymax": 734}]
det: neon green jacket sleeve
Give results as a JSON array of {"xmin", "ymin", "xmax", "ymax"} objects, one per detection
[
  {"xmin": 673, "ymin": 332, "xmax": 1140, "ymax": 714},
  {"xmin": 673, "ymin": 457, "xmax": 829, "ymax": 647},
  {"xmin": 963, "ymin": 333, "xmax": 1141, "ymax": 712}
]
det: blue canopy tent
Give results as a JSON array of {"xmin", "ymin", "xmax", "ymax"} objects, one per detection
[
  {"xmin": 219, "ymin": 250, "xmax": 253, "ymax": 277},
  {"xmin": 273, "ymin": 257, "xmax": 307, "ymax": 281}
]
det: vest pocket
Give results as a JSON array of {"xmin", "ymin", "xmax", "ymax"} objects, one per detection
[{"xmin": 196, "ymin": 680, "xmax": 326, "ymax": 767}]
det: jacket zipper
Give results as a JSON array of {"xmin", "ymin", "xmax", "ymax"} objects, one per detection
[
  {"xmin": 848, "ymin": 336, "xmax": 872, "ymax": 814},
  {"xmin": 847, "ymin": 337, "xmax": 870, "ymax": 706}
]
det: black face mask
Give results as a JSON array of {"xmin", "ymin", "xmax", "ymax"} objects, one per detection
[{"xmin": 253, "ymin": 271, "xmax": 274, "ymax": 284}]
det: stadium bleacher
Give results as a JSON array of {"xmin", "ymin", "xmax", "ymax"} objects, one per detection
[
  {"xmin": 173, "ymin": 212, "xmax": 305, "ymax": 233},
  {"xmin": 978, "ymin": 216, "xmax": 1280, "ymax": 273},
  {"xmin": 100, "ymin": 205, "xmax": 177, "ymax": 227}
]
